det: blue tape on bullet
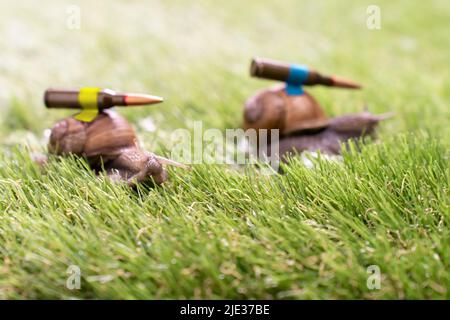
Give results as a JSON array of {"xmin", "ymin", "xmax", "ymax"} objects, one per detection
[
  {"xmin": 285, "ymin": 64, "xmax": 309, "ymax": 95},
  {"xmin": 286, "ymin": 83, "xmax": 304, "ymax": 95}
]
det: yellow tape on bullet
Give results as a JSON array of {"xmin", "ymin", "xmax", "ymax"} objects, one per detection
[{"xmin": 74, "ymin": 87, "xmax": 101, "ymax": 122}]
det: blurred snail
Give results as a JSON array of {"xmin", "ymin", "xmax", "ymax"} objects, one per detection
[
  {"xmin": 40, "ymin": 88, "xmax": 186, "ymax": 186},
  {"xmin": 244, "ymin": 58, "xmax": 392, "ymax": 159}
]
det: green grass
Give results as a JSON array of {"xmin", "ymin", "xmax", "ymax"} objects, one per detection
[{"xmin": 0, "ymin": 0, "xmax": 449, "ymax": 299}]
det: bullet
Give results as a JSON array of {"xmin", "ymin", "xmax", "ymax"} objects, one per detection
[
  {"xmin": 44, "ymin": 88, "xmax": 164, "ymax": 122},
  {"xmin": 250, "ymin": 57, "xmax": 361, "ymax": 89},
  {"xmin": 44, "ymin": 88, "xmax": 163, "ymax": 109}
]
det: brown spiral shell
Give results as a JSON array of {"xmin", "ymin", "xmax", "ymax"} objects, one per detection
[{"xmin": 243, "ymin": 85, "xmax": 329, "ymax": 136}]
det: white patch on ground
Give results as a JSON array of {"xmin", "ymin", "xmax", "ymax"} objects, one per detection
[
  {"xmin": 4, "ymin": 131, "xmax": 40, "ymax": 147},
  {"xmin": 138, "ymin": 117, "xmax": 156, "ymax": 132},
  {"xmin": 398, "ymin": 37, "xmax": 417, "ymax": 52},
  {"xmin": 300, "ymin": 151, "xmax": 343, "ymax": 169},
  {"xmin": 43, "ymin": 129, "xmax": 52, "ymax": 139},
  {"xmin": 237, "ymin": 139, "xmax": 342, "ymax": 170},
  {"xmin": 4, "ymin": 129, "xmax": 51, "ymax": 150}
]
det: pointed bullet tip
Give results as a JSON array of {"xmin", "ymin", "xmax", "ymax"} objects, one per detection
[
  {"xmin": 330, "ymin": 76, "xmax": 362, "ymax": 89},
  {"xmin": 125, "ymin": 93, "xmax": 164, "ymax": 106}
]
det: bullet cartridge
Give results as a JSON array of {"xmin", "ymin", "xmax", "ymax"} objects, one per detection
[
  {"xmin": 250, "ymin": 57, "xmax": 361, "ymax": 90},
  {"xmin": 44, "ymin": 88, "xmax": 164, "ymax": 122}
]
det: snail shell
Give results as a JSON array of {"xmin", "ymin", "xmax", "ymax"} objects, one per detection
[
  {"xmin": 243, "ymin": 85, "xmax": 329, "ymax": 136},
  {"xmin": 49, "ymin": 110, "xmax": 138, "ymax": 159}
]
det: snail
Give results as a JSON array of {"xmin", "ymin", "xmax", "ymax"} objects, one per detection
[
  {"xmin": 245, "ymin": 58, "xmax": 392, "ymax": 160},
  {"xmin": 46, "ymin": 110, "xmax": 185, "ymax": 186},
  {"xmin": 244, "ymin": 85, "xmax": 392, "ymax": 160}
]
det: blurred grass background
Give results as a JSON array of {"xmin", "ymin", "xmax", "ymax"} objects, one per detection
[
  {"xmin": 1, "ymin": 0, "xmax": 449, "ymax": 150},
  {"xmin": 0, "ymin": 0, "xmax": 448, "ymax": 299}
]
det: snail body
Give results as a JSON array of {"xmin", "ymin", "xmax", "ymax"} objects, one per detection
[
  {"xmin": 48, "ymin": 110, "xmax": 167, "ymax": 186},
  {"xmin": 275, "ymin": 112, "xmax": 391, "ymax": 158}
]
